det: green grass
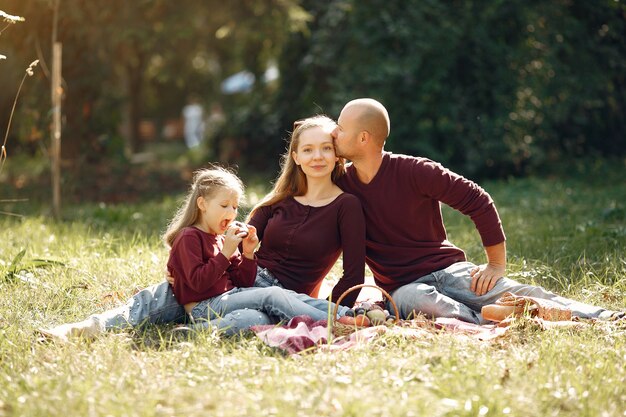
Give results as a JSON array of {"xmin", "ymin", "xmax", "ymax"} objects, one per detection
[{"xmin": 1, "ymin": 172, "xmax": 625, "ymax": 417}]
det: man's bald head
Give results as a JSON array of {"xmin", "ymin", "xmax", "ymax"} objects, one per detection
[{"xmin": 342, "ymin": 98, "xmax": 390, "ymax": 145}]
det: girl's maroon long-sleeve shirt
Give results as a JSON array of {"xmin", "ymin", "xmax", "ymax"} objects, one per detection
[
  {"xmin": 249, "ymin": 193, "xmax": 366, "ymax": 307},
  {"xmin": 167, "ymin": 227, "xmax": 257, "ymax": 305}
]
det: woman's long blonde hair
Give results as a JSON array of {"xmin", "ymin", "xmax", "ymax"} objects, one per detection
[
  {"xmin": 247, "ymin": 115, "xmax": 345, "ymax": 220},
  {"xmin": 162, "ymin": 167, "xmax": 244, "ymax": 247}
]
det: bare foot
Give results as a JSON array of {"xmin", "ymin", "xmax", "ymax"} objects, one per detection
[{"xmin": 38, "ymin": 318, "xmax": 102, "ymax": 343}]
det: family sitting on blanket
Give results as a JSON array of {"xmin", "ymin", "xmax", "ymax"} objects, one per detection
[{"xmin": 41, "ymin": 99, "xmax": 623, "ymax": 342}]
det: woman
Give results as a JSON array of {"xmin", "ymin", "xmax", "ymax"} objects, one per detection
[{"xmin": 41, "ymin": 116, "xmax": 366, "ymax": 340}]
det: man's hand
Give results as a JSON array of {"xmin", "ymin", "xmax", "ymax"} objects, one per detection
[
  {"xmin": 470, "ymin": 241, "xmax": 507, "ymax": 296},
  {"xmin": 470, "ymin": 263, "xmax": 505, "ymax": 296}
]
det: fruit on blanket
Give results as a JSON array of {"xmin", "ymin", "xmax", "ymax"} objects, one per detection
[
  {"xmin": 355, "ymin": 307, "xmax": 366, "ymax": 316},
  {"xmin": 354, "ymin": 315, "xmax": 370, "ymax": 327},
  {"xmin": 366, "ymin": 309, "xmax": 387, "ymax": 325},
  {"xmin": 345, "ymin": 309, "xmax": 355, "ymax": 317},
  {"xmin": 338, "ymin": 316, "xmax": 357, "ymax": 325}
]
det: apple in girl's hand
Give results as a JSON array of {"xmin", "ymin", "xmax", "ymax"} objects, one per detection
[{"xmin": 232, "ymin": 221, "xmax": 249, "ymax": 237}]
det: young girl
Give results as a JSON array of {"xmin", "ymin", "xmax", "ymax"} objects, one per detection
[{"xmin": 163, "ymin": 167, "xmax": 339, "ymax": 324}]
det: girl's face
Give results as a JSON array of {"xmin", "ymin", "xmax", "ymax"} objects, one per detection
[
  {"xmin": 292, "ymin": 126, "xmax": 338, "ymax": 180},
  {"xmin": 197, "ymin": 187, "xmax": 240, "ymax": 235}
]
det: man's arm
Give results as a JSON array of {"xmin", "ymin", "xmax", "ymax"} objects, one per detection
[{"xmin": 470, "ymin": 241, "xmax": 506, "ymax": 295}]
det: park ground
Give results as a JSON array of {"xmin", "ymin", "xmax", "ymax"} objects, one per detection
[{"xmin": 1, "ymin": 158, "xmax": 625, "ymax": 417}]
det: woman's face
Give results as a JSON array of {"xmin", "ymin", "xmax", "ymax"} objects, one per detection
[{"xmin": 292, "ymin": 126, "xmax": 338, "ymax": 180}]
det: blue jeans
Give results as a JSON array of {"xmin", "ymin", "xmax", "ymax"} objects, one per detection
[
  {"xmin": 189, "ymin": 284, "xmax": 339, "ymax": 324},
  {"xmin": 254, "ymin": 267, "xmax": 348, "ymax": 316},
  {"xmin": 93, "ymin": 281, "xmax": 186, "ymax": 329},
  {"xmin": 92, "ymin": 281, "xmax": 272, "ymax": 334},
  {"xmin": 92, "ymin": 267, "xmax": 343, "ymax": 333},
  {"xmin": 391, "ymin": 261, "xmax": 609, "ymax": 324}
]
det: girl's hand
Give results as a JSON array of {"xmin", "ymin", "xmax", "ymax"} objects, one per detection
[
  {"xmin": 241, "ymin": 225, "xmax": 259, "ymax": 259},
  {"xmin": 221, "ymin": 223, "xmax": 247, "ymax": 258}
]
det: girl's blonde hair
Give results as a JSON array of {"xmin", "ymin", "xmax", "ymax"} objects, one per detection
[
  {"xmin": 162, "ymin": 167, "xmax": 244, "ymax": 247},
  {"xmin": 247, "ymin": 115, "xmax": 344, "ymax": 219}
]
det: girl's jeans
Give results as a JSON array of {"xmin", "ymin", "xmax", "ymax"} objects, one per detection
[
  {"xmin": 391, "ymin": 261, "xmax": 609, "ymax": 324},
  {"xmin": 91, "ymin": 267, "xmax": 344, "ymax": 335}
]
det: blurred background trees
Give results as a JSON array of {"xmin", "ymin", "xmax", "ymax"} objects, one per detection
[{"xmin": 1, "ymin": 0, "xmax": 624, "ymax": 203}]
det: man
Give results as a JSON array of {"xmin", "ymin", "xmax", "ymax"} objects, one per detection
[{"xmin": 332, "ymin": 98, "xmax": 621, "ymax": 323}]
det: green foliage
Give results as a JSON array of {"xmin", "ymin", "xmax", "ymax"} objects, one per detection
[
  {"xmin": 1, "ymin": 1, "xmax": 624, "ymax": 187},
  {"xmin": 0, "ymin": 0, "xmax": 304, "ymax": 160},
  {"xmin": 273, "ymin": 0, "xmax": 626, "ymax": 178},
  {"xmin": 2, "ymin": 248, "xmax": 64, "ymax": 285}
]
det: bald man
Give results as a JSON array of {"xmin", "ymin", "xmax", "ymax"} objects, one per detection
[{"xmin": 332, "ymin": 98, "xmax": 621, "ymax": 323}]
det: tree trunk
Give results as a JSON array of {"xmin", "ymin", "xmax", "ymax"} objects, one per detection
[{"xmin": 126, "ymin": 61, "xmax": 144, "ymax": 154}]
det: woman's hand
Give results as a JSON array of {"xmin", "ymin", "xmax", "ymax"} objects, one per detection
[
  {"xmin": 470, "ymin": 263, "xmax": 505, "ymax": 296},
  {"xmin": 165, "ymin": 269, "xmax": 175, "ymax": 285}
]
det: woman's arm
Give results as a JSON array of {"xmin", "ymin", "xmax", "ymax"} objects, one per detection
[
  {"xmin": 330, "ymin": 195, "xmax": 366, "ymax": 307},
  {"xmin": 247, "ymin": 204, "xmax": 272, "ymax": 241}
]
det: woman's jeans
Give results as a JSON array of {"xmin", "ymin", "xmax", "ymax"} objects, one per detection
[
  {"xmin": 391, "ymin": 261, "xmax": 610, "ymax": 324},
  {"xmin": 253, "ymin": 267, "xmax": 348, "ymax": 316},
  {"xmin": 189, "ymin": 285, "xmax": 336, "ymax": 324}
]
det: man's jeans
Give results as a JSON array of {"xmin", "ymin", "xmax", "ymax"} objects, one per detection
[{"xmin": 391, "ymin": 261, "xmax": 608, "ymax": 324}]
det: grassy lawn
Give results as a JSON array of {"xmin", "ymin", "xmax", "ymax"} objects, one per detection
[{"xmin": 1, "ymin": 169, "xmax": 625, "ymax": 417}]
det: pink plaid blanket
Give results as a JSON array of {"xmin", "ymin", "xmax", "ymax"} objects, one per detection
[{"xmin": 251, "ymin": 315, "xmax": 510, "ymax": 355}]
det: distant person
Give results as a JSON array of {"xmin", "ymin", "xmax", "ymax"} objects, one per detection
[
  {"xmin": 182, "ymin": 95, "xmax": 205, "ymax": 149},
  {"xmin": 205, "ymin": 103, "xmax": 226, "ymax": 140},
  {"xmin": 332, "ymin": 98, "xmax": 624, "ymax": 323}
]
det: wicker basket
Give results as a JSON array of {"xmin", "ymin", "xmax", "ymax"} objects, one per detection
[{"xmin": 332, "ymin": 284, "xmax": 400, "ymax": 337}]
